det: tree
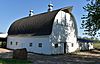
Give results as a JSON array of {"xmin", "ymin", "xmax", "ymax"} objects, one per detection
[{"xmin": 81, "ymin": 0, "xmax": 100, "ymax": 37}]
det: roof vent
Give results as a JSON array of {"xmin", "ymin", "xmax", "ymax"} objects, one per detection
[
  {"xmin": 29, "ymin": 10, "xmax": 34, "ymax": 16},
  {"xmin": 48, "ymin": 3, "xmax": 53, "ymax": 12}
]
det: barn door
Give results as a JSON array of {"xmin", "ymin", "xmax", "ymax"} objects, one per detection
[
  {"xmin": 64, "ymin": 42, "xmax": 69, "ymax": 53},
  {"xmin": 64, "ymin": 42, "xmax": 66, "ymax": 53}
]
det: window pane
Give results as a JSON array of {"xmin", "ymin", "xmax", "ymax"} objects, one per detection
[
  {"xmin": 29, "ymin": 43, "xmax": 32, "ymax": 47},
  {"xmin": 10, "ymin": 41, "xmax": 12, "ymax": 45},
  {"xmin": 16, "ymin": 42, "xmax": 18, "ymax": 45},
  {"xmin": 55, "ymin": 44, "xmax": 58, "ymax": 48},
  {"xmin": 72, "ymin": 43, "xmax": 73, "ymax": 47},
  {"xmin": 38, "ymin": 43, "xmax": 42, "ymax": 47}
]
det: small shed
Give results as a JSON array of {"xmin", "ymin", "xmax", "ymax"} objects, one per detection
[
  {"xmin": 0, "ymin": 33, "xmax": 7, "ymax": 48},
  {"xmin": 77, "ymin": 38, "xmax": 94, "ymax": 50},
  {"xmin": 0, "ymin": 37, "xmax": 7, "ymax": 48}
]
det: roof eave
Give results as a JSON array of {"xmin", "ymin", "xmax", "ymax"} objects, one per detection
[{"xmin": 61, "ymin": 6, "xmax": 73, "ymax": 13}]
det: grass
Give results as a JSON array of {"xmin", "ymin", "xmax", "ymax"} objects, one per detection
[
  {"xmin": 93, "ymin": 43, "xmax": 100, "ymax": 49},
  {"xmin": 0, "ymin": 58, "xmax": 32, "ymax": 64}
]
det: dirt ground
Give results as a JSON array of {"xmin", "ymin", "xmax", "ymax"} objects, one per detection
[
  {"xmin": 0, "ymin": 48, "xmax": 12, "ymax": 53},
  {"xmin": 0, "ymin": 48, "xmax": 100, "ymax": 64},
  {"xmin": 28, "ymin": 49, "xmax": 100, "ymax": 64},
  {"xmin": 0, "ymin": 48, "xmax": 13, "ymax": 58}
]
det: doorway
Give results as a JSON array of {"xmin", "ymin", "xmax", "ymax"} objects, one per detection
[{"xmin": 64, "ymin": 43, "xmax": 66, "ymax": 53}]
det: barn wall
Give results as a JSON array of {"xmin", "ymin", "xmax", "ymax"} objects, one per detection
[
  {"xmin": 50, "ymin": 10, "xmax": 78, "ymax": 53},
  {"xmin": 7, "ymin": 36, "xmax": 22, "ymax": 49},
  {"xmin": 7, "ymin": 35, "xmax": 52, "ymax": 54}
]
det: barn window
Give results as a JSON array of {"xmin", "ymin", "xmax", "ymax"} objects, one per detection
[
  {"xmin": 38, "ymin": 43, "xmax": 42, "ymax": 47},
  {"xmin": 16, "ymin": 42, "xmax": 18, "ymax": 45},
  {"xmin": 29, "ymin": 43, "xmax": 32, "ymax": 47},
  {"xmin": 71, "ymin": 43, "xmax": 74, "ymax": 47},
  {"xmin": 56, "ymin": 19, "xmax": 58, "ymax": 24},
  {"xmin": 55, "ymin": 44, "xmax": 58, "ymax": 48},
  {"xmin": 72, "ymin": 23, "xmax": 74, "ymax": 28},
  {"xmin": 10, "ymin": 41, "xmax": 12, "ymax": 45}
]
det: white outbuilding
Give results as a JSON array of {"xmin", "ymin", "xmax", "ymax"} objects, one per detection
[
  {"xmin": 78, "ymin": 38, "xmax": 94, "ymax": 50},
  {"xmin": 7, "ymin": 6, "xmax": 79, "ymax": 55}
]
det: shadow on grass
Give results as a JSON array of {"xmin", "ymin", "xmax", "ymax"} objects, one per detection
[{"xmin": 0, "ymin": 58, "xmax": 32, "ymax": 64}]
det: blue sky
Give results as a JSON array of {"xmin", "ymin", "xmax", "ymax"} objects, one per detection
[{"xmin": 0, "ymin": 0, "xmax": 87, "ymax": 37}]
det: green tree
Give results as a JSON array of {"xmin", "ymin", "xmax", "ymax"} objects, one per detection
[{"xmin": 81, "ymin": 0, "xmax": 100, "ymax": 37}]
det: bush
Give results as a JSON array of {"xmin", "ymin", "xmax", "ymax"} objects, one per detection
[
  {"xmin": 0, "ymin": 41, "xmax": 7, "ymax": 48},
  {"xmin": 0, "ymin": 58, "xmax": 32, "ymax": 64},
  {"xmin": 93, "ymin": 43, "xmax": 100, "ymax": 49}
]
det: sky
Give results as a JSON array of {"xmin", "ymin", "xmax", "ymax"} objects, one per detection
[{"xmin": 0, "ymin": 0, "xmax": 87, "ymax": 37}]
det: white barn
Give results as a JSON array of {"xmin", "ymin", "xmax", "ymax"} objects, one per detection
[{"xmin": 7, "ymin": 6, "xmax": 79, "ymax": 55}]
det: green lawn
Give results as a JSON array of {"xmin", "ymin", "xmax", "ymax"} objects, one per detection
[
  {"xmin": 0, "ymin": 59, "xmax": 32, "ymax": 64},
  {"xmin": 93, "ymin": 43, "xmax": 100, "ymax": 49}
]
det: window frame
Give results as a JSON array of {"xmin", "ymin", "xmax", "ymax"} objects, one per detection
[
  {"xmin": 29, "ymin": 43, "xmax": 32, "ymax": 47},
  {"xmin": 10, "ymin": 41, "xmax": 12, "ymax": 45},
  {"xmin": 38, "ymin": 43, "xmax": 42, "ymax": 47},
  {"xmin": 16, "ymin": 42, "xmax": 18, "ymax": 45},
  {"xmin": 71, "ymin": 43, "xmax": 74, "ymax": 47},
  {"xmin": 55, "ymin": 44, "xmax": 58, "ymax": 48}
]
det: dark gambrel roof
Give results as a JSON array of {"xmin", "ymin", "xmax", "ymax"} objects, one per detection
[
  {"xmin": 8, "ymin": 6, "xmax": 73, "ymax": 36},
  {"xmin": 8, "ymin": 10, "xmax": 60, "ymax": 35}
]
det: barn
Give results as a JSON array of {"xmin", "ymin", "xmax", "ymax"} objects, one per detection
[{"xmin": 7, "ymin": 5, "xmax": 79, "ymax": 54}]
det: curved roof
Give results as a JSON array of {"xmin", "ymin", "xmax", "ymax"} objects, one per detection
[{"xmin": 8, "ymin": 6, "xmax": 75, "ymax": 36}]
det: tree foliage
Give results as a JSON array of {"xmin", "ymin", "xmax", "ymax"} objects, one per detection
[{"xmin": 81, "ymin": 0, "xmax": 100, "ymax": 37}]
